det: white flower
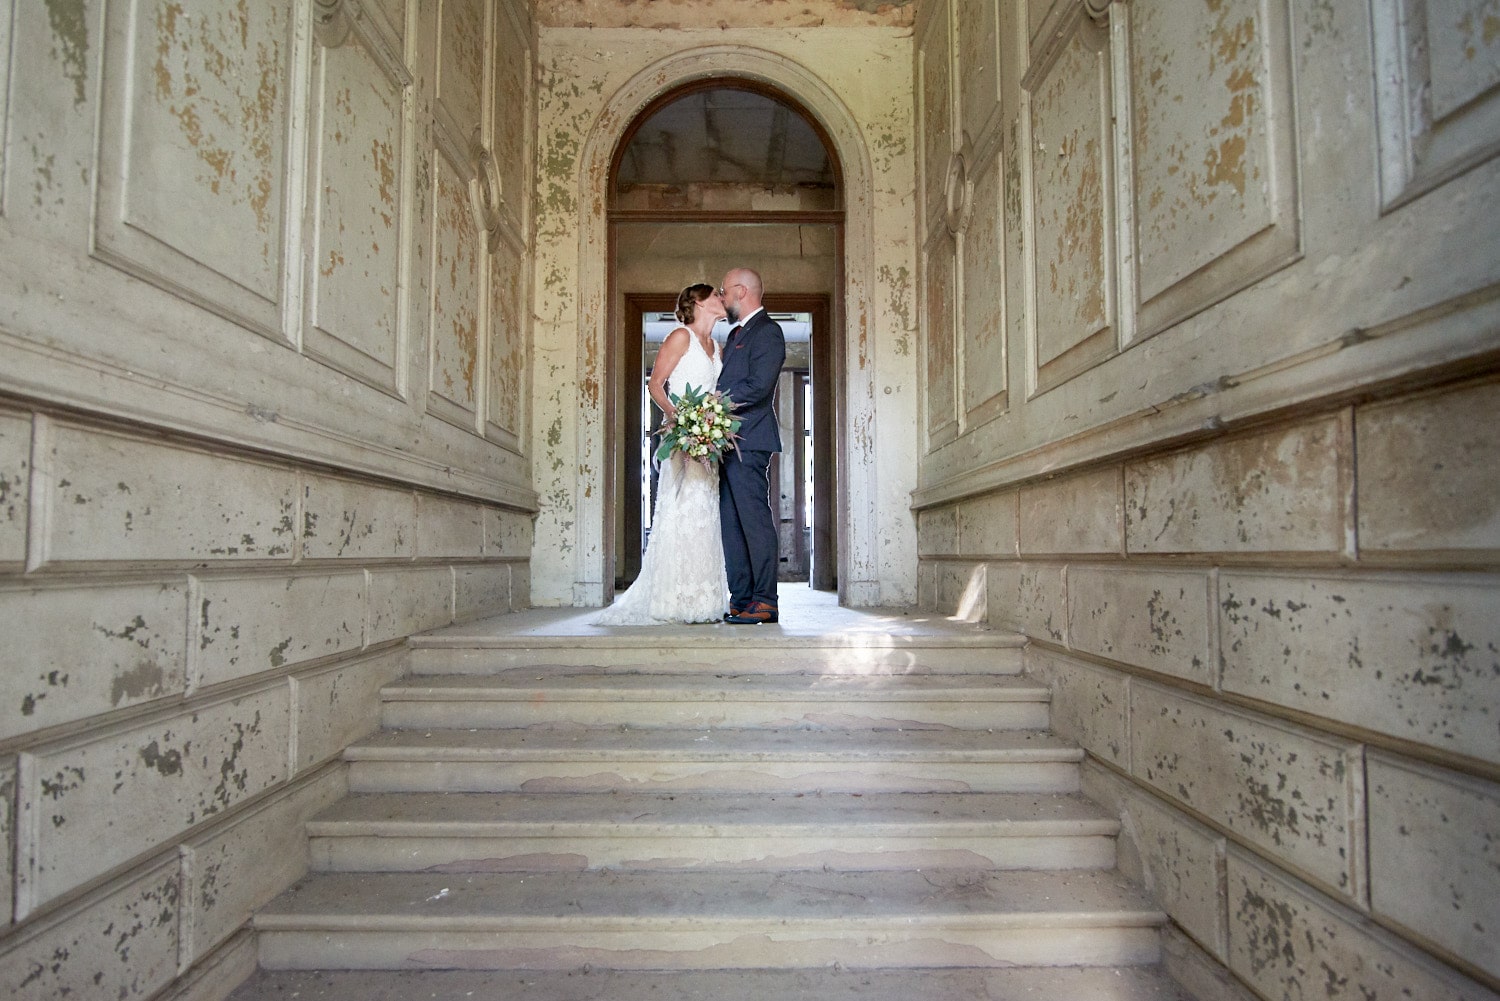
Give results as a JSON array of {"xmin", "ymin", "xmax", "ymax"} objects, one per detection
[{"xmin": 711, "ymin": 428, "xmax": 723, "ymax": 439}]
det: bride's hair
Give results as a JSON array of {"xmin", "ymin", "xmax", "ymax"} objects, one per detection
[{"xmin": 675, "ymin": 283, "xmax": 716, "ymax": 323}]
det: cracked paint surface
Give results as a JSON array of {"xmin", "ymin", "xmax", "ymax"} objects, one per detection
[
  {"xmin": 1230, "ymin": 852, "xmax": 1481, "ymax": 1001},
  {"xmin": 1220, "ymin": 573, "xmax": 1500, "ymax": 764},
  {"xmin": 1131, "ymin": 685, "xmax": 1358, "ymax": 895},
  {"xmin": 143, "ymin": 0, "xmax": 288, "ymax": 284},
  {"xmin": 22, "ymin": 691, "xmax": 287, "ymax": 907},
  {"xmin": 2, "ymin": 864, "xmax": 180, "ymax": 999},
  {"xmin": 1070, "ymin": 568, "xmax": 1211, "ymax": 686},
  {"xmin": 46, "ymin": 426, "xmax": 298, "ymax": 562},
  {"xmin": 534, "ymin": 0, "xmax": 915, "ymax": 29},
  {"xmin": 1132, "ymin": 0, "xmax": 1275, "ymax": 301},
  {"xmin": 195, "ymin": 574, "xmax": 364, "ymax": 687},
  {"xmin": 1, "ymin": 583, "xmax": 187, "ymax": 741},
  {"xmin": 1124, "ymin": 416, "xmax": 1346, "ymax": 554},
  {"xmin": 309, "ymin": 37, "xmax": 405, "ymax": 371},
  {"xmin": 1030, "ymin": 25, "xmax": 1110, "ymax": 366}
]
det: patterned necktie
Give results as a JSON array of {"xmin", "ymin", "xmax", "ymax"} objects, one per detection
[{"xmin": 727, "ymin": 324, "xmax": 742, "ymax": 347}]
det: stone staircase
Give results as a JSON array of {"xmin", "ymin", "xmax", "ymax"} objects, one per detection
[{"xmin": 228, "ymin": 604, "xmax": 1197, "ymax": 1000}]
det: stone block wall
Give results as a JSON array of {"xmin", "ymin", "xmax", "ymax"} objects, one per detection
[
  {"xmin": 0, "ymin": 406, "xmax": 532, "ymax": 999},
  {"xmin": 916, "ymin": 376, "xmax": 1500, "ymax": 999},
  {"xmin": 0, "ymin": 1, "xmax": 537, "ymax": 996}
]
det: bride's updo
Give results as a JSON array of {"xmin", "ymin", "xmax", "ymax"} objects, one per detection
[{"xmin": 675, "ymin": 283, "xmax": 716, "ymax": 323}]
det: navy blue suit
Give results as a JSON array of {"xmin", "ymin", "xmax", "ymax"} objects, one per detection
[{"xmin": 716, "ymin": 309, "xmax": 785, "ymax": 608}]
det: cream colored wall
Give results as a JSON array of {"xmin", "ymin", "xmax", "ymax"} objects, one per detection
[
  {"xmin": 916, "ymin": 0, "xmax": 1500, "ymax": 998},
  {"xmin": 531, "ymin": 28, "xmax": 920, "ymax": 607},
  {"xmin": 0, "ymin": 1, "xmax": 535, "ymax": 996}
]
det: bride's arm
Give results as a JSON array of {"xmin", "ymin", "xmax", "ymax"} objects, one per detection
[{"xmin": 648, "ymin": 327, "xmax": 691, "ymax": 419}]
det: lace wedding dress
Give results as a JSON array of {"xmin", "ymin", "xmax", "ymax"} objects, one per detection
[{"xmin": 596, "ymin": 331, "xmax": 728, "ymax": 625}]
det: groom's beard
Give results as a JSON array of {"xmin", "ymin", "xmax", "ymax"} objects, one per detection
[{"xmin": 725, "ymin": 303, "xmax": 741, "ymax": 323}]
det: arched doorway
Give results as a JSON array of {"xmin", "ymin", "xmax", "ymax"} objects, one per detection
[
  {"xmin": 569, "ymin": 45, "xmax": 891, "ymax": 609},
  {"xmin": 602, "ymin": 81, "xmax": 844, "ymax": 596}
]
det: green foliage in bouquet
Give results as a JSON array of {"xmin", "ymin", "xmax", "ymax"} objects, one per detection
[{"xmin": 655, "ymin": 384, "xmax": 742, "ymax": 467}]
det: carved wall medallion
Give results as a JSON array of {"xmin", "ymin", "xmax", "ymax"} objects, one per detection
[{"xmin": 943, "ymin": 143, "xmax": 972, "ymax": 235}]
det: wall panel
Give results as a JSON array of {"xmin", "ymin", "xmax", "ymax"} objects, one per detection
[
  {"xmin": 1127, "ymin": 0, "xmax": 1300, "ymax": 337},
  {"xmin": 956, "ymin": 0, "xmax": 1002, "ymax": 146},
  {"xmin": 427, "ymin": 138, "xmax": 485, "ymax": 429},
  {"xmin": 1372, "ymin": 0, "xmax": 1500, "ymax": 208},
  {"xmin": 94, "ymin": 0, "xmax": 295, "ymax": 341},
  {"xmin": 487, "ymin": 233, "xmax": 526, "ymax": 448},
  {"xmin": 924, "ymin": 235, "xmax": 960, "ymax": 446},
  {"xmin": 919, "ymin": 6, "xmax": 954, "ymax": 237},
  {"xmin": 18, "ymin": 686, "xmax": 290, "ymax": 912},
  {"xmin": 304, "ymin": 16, "xmax": 413, "ymax": 396},
  {"xmin": 961, "ymin": 151, "xmax": 1008, "ymax": 425},
  {"xmin": 1026, "ymin": 13, "xmax": 1117, "ymax": 393}
]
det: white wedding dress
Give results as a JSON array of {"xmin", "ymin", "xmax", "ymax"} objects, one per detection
[{"xmin": 596, "ymin": 331, "xmax": 728, "ymax": 625}]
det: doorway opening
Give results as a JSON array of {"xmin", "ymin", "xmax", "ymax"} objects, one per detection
[
  {"xmin": 616, "ymin": 296, "xmax": 836, "ymax": 593},
  {"xmin": 604, "ymin": 80, "xmax": 845, "ymax": 599}
]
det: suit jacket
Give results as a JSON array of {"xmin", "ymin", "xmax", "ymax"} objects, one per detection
[{"xmin": 716, "ymin": 309, "xmax": 786, "ymax": 453}]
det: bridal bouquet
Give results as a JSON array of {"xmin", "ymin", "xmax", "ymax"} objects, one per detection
[{"xmin": 656, "ymin": 384, "xmax": 742, "ymax": 468}]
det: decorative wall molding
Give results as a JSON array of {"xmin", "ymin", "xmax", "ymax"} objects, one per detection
[
  {"xmin": 312, "ymin": 0, "xmax": 353, "ymax": 48},
  {"xmin": 942, "ymin": 144, "xmax": 972, "ymax": 235},
  {"xmin": 303, "ymin": 9, "xmax": 416, "ymax": 402},
  {"xmin": 0, "ymin": 0, "xmax": 13, "ymax": 220},
  {"xmin": 924, "ymin": 230, "xmax": 961, "ymax": 448},
  {"xmin": 1023, "ymin": 0, "xmax": 1122, "ymax": 93},
  {"xmin": 912, "ymin": 281, "xmax": 1500, "ymax": 510},
  {"xmin": 471, "ymin": 135, "xmax": 505, "ymax": 249},
  {"xmin": 0, "ymin": 330, "xmax": 538, "ymax": 511},
  {"xmin": 1124, "ymin": 0, "xmax": 1301, "ymax": 342},
  {"xmin": 918, "ymin": 6, "xmax": 955, "ymax": 243},
  {"xmin": 1371, "ymin": 0, "xmax": 1500, "ymax": 211},
  {"xmin": 92, "ymin": 0, "xmax": 299, "ymax": 345},
  {"xmin": 1025, "ymin": 11, "xmax": 1119, "ymax": 397},
  {"xmin": 569, "ymin": 43, "xmax": 884, "ymax": 605}
]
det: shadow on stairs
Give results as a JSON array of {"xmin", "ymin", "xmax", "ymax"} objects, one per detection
[{"xmin": 227, "ymin": 593, "xmax": 1200, "ymax": 1000}]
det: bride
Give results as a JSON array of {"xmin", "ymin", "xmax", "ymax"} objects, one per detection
[{"xmin": 596, "ymin": 283, "xmax": 729, "ymax": 625}]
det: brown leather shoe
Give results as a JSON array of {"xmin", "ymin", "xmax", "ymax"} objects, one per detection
[
  {"xmin": 726, "ymin": 600, "xmax": 778, "ymax": 624},
  {"xmin": 723, "ymin": 601, "xmax": 746, "ymax": 621}
]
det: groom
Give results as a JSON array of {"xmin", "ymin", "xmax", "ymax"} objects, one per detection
[{"xmin": 717, "ymin": 268, "xmax": 786, "ymax": 624}]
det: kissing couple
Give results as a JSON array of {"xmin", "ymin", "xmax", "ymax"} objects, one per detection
[{"xmin": 596, "ymin": 268, "xmax": 786, "ymax": 627}]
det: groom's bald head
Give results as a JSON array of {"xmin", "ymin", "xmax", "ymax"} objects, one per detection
[{"xmin": 720, "ymin": 267, "xmax": 764, "ymax": 323}]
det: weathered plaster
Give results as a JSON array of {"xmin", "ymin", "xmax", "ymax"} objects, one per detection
[
  {"xmin": 530, "ymin": 30, "xmax": 918, "ymax": 607},
  {"xmin": 533, "ymin": 0, "xmax": 916, "ymax": 30}
]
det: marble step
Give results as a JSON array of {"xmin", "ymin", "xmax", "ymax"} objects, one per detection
[
  {"xmin": 253, "ymin": 868, "xmax": 1166, "ymax": 971},
  {"xmin": 345, "ymin": 727, "xmax": 1084, "ymax": 795},
  {"xmin": 380, "ymin": 670, "xmax": 1052, "ymax": 730},
  {"xmin": 227, "ymin": 964, "xmax": 1200, "ymax": 1001},
  {"xmin": 306, "ymin": 791, "xmax": 1120, "ymax": 873},
  {"xmin": 407, "ymin": 624, "xmax": 1026, "ymax": 676}
]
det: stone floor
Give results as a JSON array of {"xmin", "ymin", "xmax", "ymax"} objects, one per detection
[{"xmin": 426, "ymin": 583, "xmax": 982, "ymax": 642}]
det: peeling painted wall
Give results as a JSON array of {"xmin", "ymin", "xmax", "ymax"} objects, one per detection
[
  {"xmin": 915, "ymin": 0, "xmax": 1500, "ymax": 997},
  {"xmin": 0, "ymin": 0, "xmax": 537, "ymax": 996},
  {"xmin": 530, "ymin": 27, "xmax": 919, "ymax": 607}
]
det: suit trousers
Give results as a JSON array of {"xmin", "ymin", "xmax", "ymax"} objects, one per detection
[{"xmin": 719, "ymin": 448, "xmax": 778, "ymax": 606}]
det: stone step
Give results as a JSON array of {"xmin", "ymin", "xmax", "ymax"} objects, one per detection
[
  {"xmin": 407, "ymin": 626, "xmax": 1026, "ymax": 676},
  {"xmin": 380, "ymin": 670, "xmax": 1052, "ymax": 730},
  {"xmin": 306, "ymin": 791, "xmax": 1120, "ymax": 873},
  {"xmin": 226, "ymin": 964, "xmax": 1200, "ymax": 1001},
  {"xmin": 253, "ymin": 868, "xmax": 1166, "ymax": 972},
  {"xmin": 345, "ymin": 727, "xmax": 1083, "ymax": 795}
]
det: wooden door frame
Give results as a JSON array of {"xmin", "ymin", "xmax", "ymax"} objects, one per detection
[{"xmin": 608, "ymin": 290, "xmax": 838, "ymax": 593}]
